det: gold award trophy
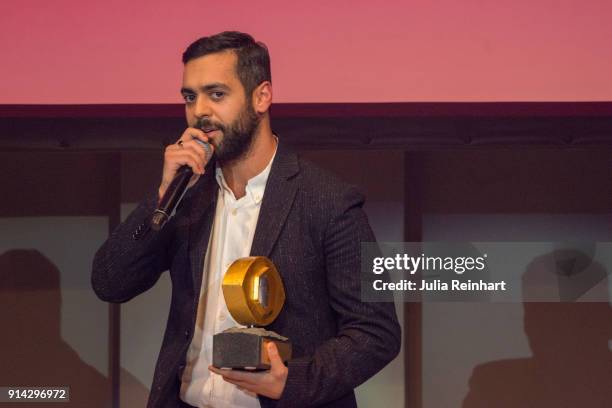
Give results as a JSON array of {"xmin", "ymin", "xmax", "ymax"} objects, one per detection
[{"xmin": 212, "ymin": 256, "xmax": 292, "ymax": 370}]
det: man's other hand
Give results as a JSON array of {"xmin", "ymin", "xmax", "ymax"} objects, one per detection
[{"xmin": 208, "ymin": 342, "xmax": 288, "ymax": 400}]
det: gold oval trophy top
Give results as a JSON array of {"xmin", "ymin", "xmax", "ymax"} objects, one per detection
[
  {"xmin": 222, "ymin": 256, "xmax": 285, "ymax": 326},
  {"xmin": 213, "ymin": 256, "xmax": 292, "ymax": 370}
]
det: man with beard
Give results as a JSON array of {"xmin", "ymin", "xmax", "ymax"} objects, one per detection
[{"xmin": 92, "ymin": 31, "xmax": 400, "ymax": 408}]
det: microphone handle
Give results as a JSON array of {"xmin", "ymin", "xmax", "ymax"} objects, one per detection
[{"xmin": 150, "ymin": 165, "xmax": 194, "ymax": 231}]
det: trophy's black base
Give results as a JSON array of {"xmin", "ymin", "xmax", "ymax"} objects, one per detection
[{"xmin": 212, "ymin": 327, "xmax": 292, "ymax": 370}]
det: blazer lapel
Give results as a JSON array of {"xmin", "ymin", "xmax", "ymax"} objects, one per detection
[
  {"xmin": 187, "ymin": 164, "xmax": 218, "ymax": 290},
  {"xmin": 250, "ymin": 143, "xmax": 300, "ymax": 257},
  {"xmin": 185, "ymin": 144, "xmax": 300, "ymax": 288}
]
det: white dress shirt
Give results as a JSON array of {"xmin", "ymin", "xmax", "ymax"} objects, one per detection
[{"xmin": 180, "ymin": 145, "xmax": 277, "ymax": 408}]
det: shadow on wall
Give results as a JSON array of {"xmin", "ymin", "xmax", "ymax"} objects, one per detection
[
  {"xmin": 463, "ymin": 250, "xmax": 612, "ymax": 408},
  {"xmin": 0, "ymin": 249, "xmax": 149, "ymax": 407}
]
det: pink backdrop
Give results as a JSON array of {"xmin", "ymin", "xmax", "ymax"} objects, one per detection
[{"xmin": 1, "ymin": 0, "xmax": 611, "ymax": 104}]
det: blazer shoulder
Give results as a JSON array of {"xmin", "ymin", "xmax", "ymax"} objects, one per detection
[
  {"xmin": 294, "ymin": 156, "xmax": 366, "ymax": 219},
  {"xmin": 296, "ymin": 156, "xmax": 363, "ymax": 197}
]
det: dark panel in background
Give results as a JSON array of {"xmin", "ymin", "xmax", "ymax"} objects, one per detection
[
  {"xmin": 420, "ymin": 149, "xmax": 611, "ymax": 214},
  {"xmin": 0, "ymin": 152, "xmax": 120, "ymax": 216},
  {"xmin": 1, "ymin": 103, "xmax": 610, "ymax": 408}
]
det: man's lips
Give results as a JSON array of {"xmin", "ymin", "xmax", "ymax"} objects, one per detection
[{"xmin": 201, "ymin": 128, "xmax": 221, "ymax": 138}]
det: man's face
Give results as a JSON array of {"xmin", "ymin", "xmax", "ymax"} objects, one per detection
[{"xmin": 181, "ymin": 51, "xmax": 260, "ymax": 164}]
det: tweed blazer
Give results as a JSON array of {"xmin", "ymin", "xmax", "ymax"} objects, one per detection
[{"xmin": 92, "ymin": 142, "xmax": 401, "ymax": 408}]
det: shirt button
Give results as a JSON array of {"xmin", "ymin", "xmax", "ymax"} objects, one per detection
[
  {"xmin": 231, "ymin": 209, "xmax": 237, "ymax": 216},
  {"xmin": 184, "ymin": 329, "xmax": 190, "ymax": 339},
  {"xmin": 219, "ymin": 315, "xmax": 226, "ymax": 322}
]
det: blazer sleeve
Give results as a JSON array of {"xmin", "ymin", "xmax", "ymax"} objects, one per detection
[
  {"xmin": 91, "ymin": 188, "xmax": 176, "ymax": 303},
  {"xmin": 275, "ymin": 186, "xmax": 402, "ymax": 407}
]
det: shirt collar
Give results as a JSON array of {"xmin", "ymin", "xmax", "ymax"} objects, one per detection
[{"xmin": 214, "ymin": 137, "xmax": 278, "ymax": 205}]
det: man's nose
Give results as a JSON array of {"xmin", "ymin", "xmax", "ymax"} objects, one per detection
[{"xmin": 194, "ymin": 96, "xmax": 212, "ymax": 119}]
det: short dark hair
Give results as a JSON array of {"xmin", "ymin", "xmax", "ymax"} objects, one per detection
[{"xmin": 182, "ymin": 31, "xmax": 271, "ymax": 97}]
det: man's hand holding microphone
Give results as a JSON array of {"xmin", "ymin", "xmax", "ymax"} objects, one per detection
[{"xmin": 151, "ymin": 127, "xmax": 214, "ymax": 231}]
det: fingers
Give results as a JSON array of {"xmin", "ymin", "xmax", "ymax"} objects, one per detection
[
  {"xmin": 178, "ymin": 128, "xmax": 214, "ymax": 161},
  {"xmin": 209, "ymin": 366, "xmax": 259, "ymax": 385},
  {"xmin": 267, "ymin": 343, "xmax": 284, "ymax": 373},
  {"xmin": 176, "ymin": 140, "xmax": 208, "ymax": 168},
  {"xmin": 158, "ymin": 127, "xmax": 214, "ymax": 200},
  {"xmin": 167, "ymin": 128, "xmax": 213, "ymax": 173},
  {"xmin": 181, "ymin": 127, "xmax": 209, "ymax": 145},
  {"xmin": 164, "ymin": 144, "xmax": 205, "ymax": 175},
  {"xmin": 208, "ymin": 363, "xmax": 286, "ymax": 400}
]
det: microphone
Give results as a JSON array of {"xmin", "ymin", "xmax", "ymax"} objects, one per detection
[{"xmin": 150, "ymin": 139, "xmax": 213, "ymax": 231}]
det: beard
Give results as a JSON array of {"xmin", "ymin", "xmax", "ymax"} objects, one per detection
[{"xmin": 195, "ymin": 102, "xmax": 261, "ymax": 165}]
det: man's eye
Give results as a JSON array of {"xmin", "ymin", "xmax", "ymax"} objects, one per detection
[
  {"xmin": 183, "ymin": 94, "xmax": 196, "ymax": 103},
  {"xmin": 210, "ymin": 91, "xmax": 225, "ymax": 100}
]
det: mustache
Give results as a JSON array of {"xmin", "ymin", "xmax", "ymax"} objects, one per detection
[{"xmin": 195, "ymin": 118, "xmax": 225, "ymax": 133}]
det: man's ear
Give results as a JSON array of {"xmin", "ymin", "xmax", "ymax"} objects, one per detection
[{"xmin": 252, "ymin": 81, "xmax": 272, "ymax": 114}]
